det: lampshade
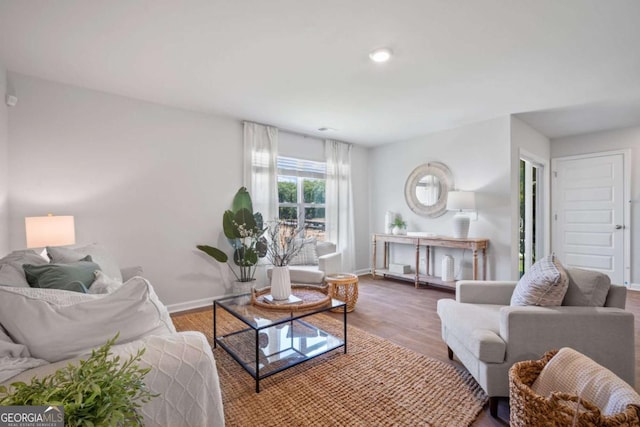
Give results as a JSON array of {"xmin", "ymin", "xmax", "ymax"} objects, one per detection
[
  {"xmin": 446, "ymin": 191, "xmax": 476, "ymax": 211},
  {"xmin": 25, "ymin": 215, "xmax": 76, "ymax": 248}
]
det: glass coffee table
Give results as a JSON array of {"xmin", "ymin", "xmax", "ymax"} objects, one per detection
[{"xmin": 213, "ymin": 289, "xmax": 347, "ymax": 392}]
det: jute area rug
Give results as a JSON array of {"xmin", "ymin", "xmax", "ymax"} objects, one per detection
[{"xmin": 171, "ymin": 308, "xmax": 487, "ymax": 427}]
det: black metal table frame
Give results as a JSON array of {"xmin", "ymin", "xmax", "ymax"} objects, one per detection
[{"xmin": 213, "ymin": 294, "xmax": 347, "ymax": 392}]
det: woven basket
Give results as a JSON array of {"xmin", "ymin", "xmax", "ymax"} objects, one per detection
[{"xmin": 509, "ymin": 350, "xmax": 640, "ymax": 427}]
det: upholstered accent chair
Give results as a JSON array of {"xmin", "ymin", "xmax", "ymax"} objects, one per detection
[
  {"xmin": 437, "ymin": 275, "xmax": 635, "ymax": 417},
  {"xmin": 267, "ymin": 240, "xmax": 341, "ymax": 285}
]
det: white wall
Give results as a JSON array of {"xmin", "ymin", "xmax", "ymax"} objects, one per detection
[
  {"xmin": 278, "ymin": 131, "xmax": 371, "ymax": 274},
  {"xmin": 510, "ymin": 117, "xmax": 551, "ymax": 273},
  {"xmin": 6, "ymin": 73, "xmax": 372, "ymax": 308},
  {"xmin": 0, "ymin": 64, "xmax": 8, "ymax": 255},
  {"xmin": 551, "ymin": 126, "xmax": 640, "ymax": 284},
  {"xmin": 7, "ymin": 73, "xmax": 245, "ymax": 307},
  {"xmin": 369, "ymin": 117, "xmax": 514, "ymax": 281}
]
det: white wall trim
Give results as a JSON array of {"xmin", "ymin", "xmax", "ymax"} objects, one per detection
[
  {"xmin": 629, "ymin": 283, "xmax": 640, "ymax": 292},
  {"xmin": 355, "ymin": 268, "xmax": 371, "ymax": 276},
  {"xmin": 167, "ymin": 296, "xmax": 217, "ymax": 314}
]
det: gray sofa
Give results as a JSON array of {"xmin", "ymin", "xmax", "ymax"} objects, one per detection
[
  {"xmin": 267, "ymin": 241, "xmax": 342, "ymax": 284},
  {"xmin": 437, "ymin": 279, "xmax": 635, "ymax": 417}
]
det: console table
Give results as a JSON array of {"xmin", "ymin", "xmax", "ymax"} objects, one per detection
[{"xmin": 371, "ymin": 234, "xmax": 489, "ymax": 288}]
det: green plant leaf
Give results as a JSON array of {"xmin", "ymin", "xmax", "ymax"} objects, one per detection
[
  {"xmin": 232, "ymin": 187, "xmax": 253, "ymax": 214},
  {"xmin": 196, "ymin": 245, "xmax": 228, "ymax": 263},
  {"xmin": 253, "ymin": 212, "xmax": 264, "ymax": 230},
  {"xmin": 233, "ymin": 247, "xmax": 258, "ymax": 266},
  {"xmin": 222, "ymin": 210, "xmax": 237, "ymax": 239},
  {"xmin": 235, "ymin": 208, "xmax": 257, "ymax": 231}
]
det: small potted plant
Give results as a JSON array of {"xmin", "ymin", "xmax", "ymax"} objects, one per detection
[
  {"xmin": 0, "ymin": 334, "xmax": 156, "ymax": 426},
  {"xmin": 390, "ymin": 216, "xmax": 407, "ymax": 235}
]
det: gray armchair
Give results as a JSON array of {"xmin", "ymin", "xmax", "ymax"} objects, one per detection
[
  {"xmin": 437, "ymin": 279, "xmax": 635, "ymax": 417},
  {"xmin": 267, "ymin": 241, "xmax": 342, "ymax": 285}
]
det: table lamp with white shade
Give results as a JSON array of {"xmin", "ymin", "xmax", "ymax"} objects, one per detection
[
  {"xmin": 25, "ymin": 214, "xmax": 76, "ymax": 249},
  {"xmin": 446, "ymin": 191, "xmax": 476, "ymax": 239}
]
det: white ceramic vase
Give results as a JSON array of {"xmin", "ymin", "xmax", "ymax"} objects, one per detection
[
  {"xmin": 385, "ymin": 211, "xmax": 394, "ymax": 234},
  {"xmin": 441, "ymin": 255, "xmax": 455, "ymax": 282},
  {"xmin": 271, "ymin": 266, "xmax": 292, "ymax": 300}
]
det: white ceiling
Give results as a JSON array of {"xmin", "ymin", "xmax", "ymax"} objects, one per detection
[{"xmin": 1, "ymin": 0, "xmax": 639, "ymax": 145}]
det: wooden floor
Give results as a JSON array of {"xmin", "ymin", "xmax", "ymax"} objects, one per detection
[
  {"xmin": 174, "ymin": 275, "xmax": 640, "ymax": 426},
  {"xmin": 322, "ymin": 275, "xmax": 640, "ymax": 426}
]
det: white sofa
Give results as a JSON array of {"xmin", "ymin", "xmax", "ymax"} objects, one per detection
[
  {"xmin": 0, "ymin": 247, "xmax": 224, "ymax": 427},
  {"xmin": 437, "ymin": 277, "xmax": 635, "ymax": 417},
  {"xmin": 267, "ymin": 240, "xmax": 342, "ymax": 285}
]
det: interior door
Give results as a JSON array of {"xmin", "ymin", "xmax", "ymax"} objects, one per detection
[{"xmin": 551, "ymin": 152, "xmax": 627, "ymax": 284}]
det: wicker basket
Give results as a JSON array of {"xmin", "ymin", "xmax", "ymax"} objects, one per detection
[{"xmin": 509, "ymin": 350, "xmax": 640, "ymax": 427}]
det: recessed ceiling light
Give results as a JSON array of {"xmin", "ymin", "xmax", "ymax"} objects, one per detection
[{"xmin": 369, "ymin": 48, "xmax": 392, "ymax": 63}]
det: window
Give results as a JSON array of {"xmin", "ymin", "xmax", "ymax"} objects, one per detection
[{"xmin": 277, "ymin": 156, "xmax": 326, "ymax": 241}]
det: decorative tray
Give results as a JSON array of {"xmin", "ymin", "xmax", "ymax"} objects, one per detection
[{"xmin": 251, "ymin": 284, "xmax": 331, "ymax": 311}]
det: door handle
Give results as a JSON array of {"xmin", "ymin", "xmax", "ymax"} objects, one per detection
[{"xmin": 615, "ymin": 225, "xmax": 625, "ymax": 230}]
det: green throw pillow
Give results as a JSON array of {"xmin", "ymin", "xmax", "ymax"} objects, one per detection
[{"xmin": 23, "ymin": 255, "xmax": 100, "ymax": 293}]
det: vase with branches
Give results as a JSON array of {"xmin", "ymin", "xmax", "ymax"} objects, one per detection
[
  {"xmin": 265, "ymin": 220, "xmax": 307, "ymax": 266},
  {"xmin": 264, "ymin": 220, "xmax": 308, "ymax": 300}
]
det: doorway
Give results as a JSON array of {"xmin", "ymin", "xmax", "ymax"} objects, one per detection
[
  {"xmin": 519, "ymin": 154, "xmax": 546, "ymax": 277},
  {"xmin": 551, "ymin": 151, "xmax": 630, "ymax": 285}
]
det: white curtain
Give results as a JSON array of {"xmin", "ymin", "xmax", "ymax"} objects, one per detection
[
  {"xmin": 325, "ymin": 139, "xmax": 355, "ymax": 273},
  {"xmin": 243, "ymin": 122, "xmax": 278, "ymax": 222}
]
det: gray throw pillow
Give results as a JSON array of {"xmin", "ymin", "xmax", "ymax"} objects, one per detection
[
  {"xmin": 0, "ymin": 249, "xmax": 49, "ymax": 267},
  {"xmin": 0, "ymin": 250, "xmax": 49, "ymax": 287},
  {"xmin": 0, "ymin": 263, "xmax": 30, "ymax": 287},
  {"xmin": 511, "ymin": 255, "xmax": 569, "ymax": 306},
  {"xmin": 288, "ymin": 238, "xmax": 319, "ymax": 266},
  {"xmin": 23, "ymin": 255, "xmax": 100, "ymax": 293},
  {"xmin": 562, "ymin": 268, "xmax": 611, "ymax": 307}
]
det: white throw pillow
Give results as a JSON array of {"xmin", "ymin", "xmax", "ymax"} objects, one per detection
[
  {"xmin": 288, "ymin": 238, "xmax": 319, "ymax": 266},
  {"xmin": 511, "ymin": 255, "xmax": 569, "ymax": 306},
  {"xmin": 0, "ymin": 277, "xmax": 175, "ymax": 362},
  {"xmin": 88, "ymin": 271, "xmax": 123, "ymax": 294},
  {"xmin": 47, "ymin": 243, "xmax": 123, "ymax": 282}
]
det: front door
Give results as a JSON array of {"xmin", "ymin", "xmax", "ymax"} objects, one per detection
[{"xmin": 551, "ymin": 151, "xmax": 628, "ymax": 285}]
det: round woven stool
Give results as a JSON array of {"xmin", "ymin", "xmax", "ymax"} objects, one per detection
[{"xmin": 325, "ymin": 273, "xmax": 359, "ymax": 313}]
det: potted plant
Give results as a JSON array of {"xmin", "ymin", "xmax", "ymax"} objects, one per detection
[
  {"xmin": 197, "ymin": 187, "xmax": 268, "ymax": 283},
  {"xmin": 390, "ymin": 216, "xmax": 407, "ymax": 235},
  {"xmin": 264, "ymin": 220, "xmax": 307, "ymax": 300},
  {"xmin": 0, "ymin": 334, "xmax": 156, "ymax": 426}
]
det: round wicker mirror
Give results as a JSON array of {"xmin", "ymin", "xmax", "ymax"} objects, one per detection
[{"xmin": 404, "ymin": 162, "xmax": 453, "ymax": 218}]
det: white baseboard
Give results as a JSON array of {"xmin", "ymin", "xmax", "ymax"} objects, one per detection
[
  {"xmin": 167, "ymin": 296, "xmax": 217, "ymax": 314},
  {"xmin": 354, "ymin": 268, "xmax": 371, "ymax": 276},
  {"xmin": 628, "ymin": 283, "xmax": 640, "ymax": 292}
]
